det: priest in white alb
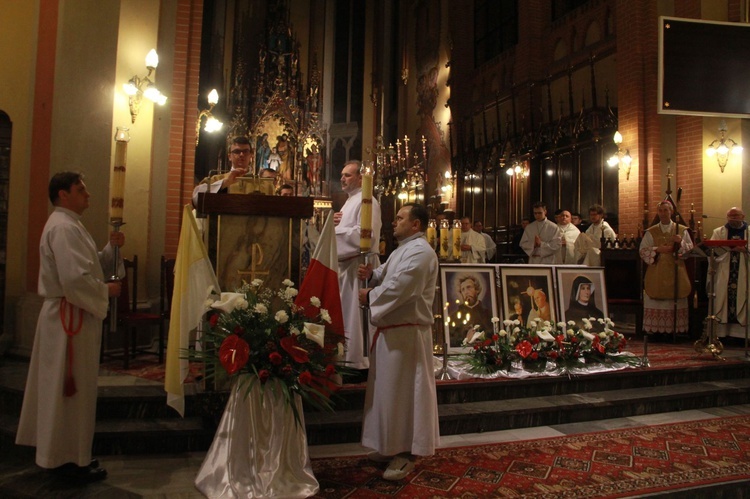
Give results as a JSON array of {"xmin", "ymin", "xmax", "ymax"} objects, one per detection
[{"xmin": 711, "ymin": 206, "xmax": 750, "ymax": 338}]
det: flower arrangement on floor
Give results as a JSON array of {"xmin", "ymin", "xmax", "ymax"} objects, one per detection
[
  {"xmin": 190, "ymin": 278, "xmax": 349, "ymax": 426},
  {"xmin": 462, "ymin": 316, "xmax": 631, "ymax": 374}
]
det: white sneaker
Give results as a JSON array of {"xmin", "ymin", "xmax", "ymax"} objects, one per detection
[
  {"xmin": 383, "ymin": 456, "xmax": 415, "ymax": 481},
  {"xmin": 367, "ymin": 451, "xmax": 393, "ymax": 463}
]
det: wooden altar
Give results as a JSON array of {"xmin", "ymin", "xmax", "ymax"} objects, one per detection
[{"xmin": 197, "ymin": 193, "xmax": 314, "ymax": 291}]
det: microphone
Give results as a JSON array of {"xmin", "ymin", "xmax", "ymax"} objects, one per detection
[
  {"xmin": 702, "ymin": 214, "xmax": 725, "ymax": 220},
  {"xmin": 676, "ymin": 187, "xmax": 682, "ymax": 203}
]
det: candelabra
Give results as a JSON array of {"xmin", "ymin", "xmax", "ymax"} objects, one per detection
[{"xmin": 370, "ymin": 134, "xmax": 428, "ymax": 204}]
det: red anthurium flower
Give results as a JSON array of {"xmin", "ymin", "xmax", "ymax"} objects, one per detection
[
  {"xmin": 258, "ymin": 369, "xmax": 271, "ymax": 383},
  {"xmin": 281, "ymin": 335, "xmax": 309, "ymax": 363},
  {"xmin": 218, "ymin": 334, "xmax": 250, "ymax": 375},
  {"xmin": 596, "ymin": 343, "xmax": 606, "ymax": 354},
  {"xmin": 555, "ymin": 334, "xmax": 564, "ymax": 346},
  {"xmin": 516, "ymin": 340, "xmax": 533, "ymax": 358},
  {"xmin": 269, "ymin": 351, "xmax": 283, "ymax": 365},
  {"xmin": 299, "ymin": 370, "xmax": 312, "ymax": 385}
]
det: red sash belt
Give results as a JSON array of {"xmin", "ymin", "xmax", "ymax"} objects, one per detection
[
  {"xmin": 60, "ymin": 297, "xmax": 84, "ymax": 397},
  {"xmin": 371, "ymin": 323, "xmax": 419, "ymax": 352}
]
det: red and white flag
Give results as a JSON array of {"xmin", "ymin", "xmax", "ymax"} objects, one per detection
[{"xmin": 295, "ymin": 212, "xmax": 344, "ymax": 340}]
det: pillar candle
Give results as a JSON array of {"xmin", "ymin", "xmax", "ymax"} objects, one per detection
[
  {"xmin": 439, "ymin": 219, "xmax": 449, "ymax": 258},
  {"xmin": 110, "ymin": 127, "xmax": 130, "ymax": 223},
  {"xmin": 360, "ymin": 163, "xmax": 374, "ymax": 252},
  {"xmin": 452, "ymin": 220, "xmax": 462, "ymax": 260},
  {"xmin": 426, "ymin": 219, "xmax": 437, "ymax": 248}
]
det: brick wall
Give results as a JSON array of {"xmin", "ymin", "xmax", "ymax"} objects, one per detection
[{"xmin": 164, "ymin": 0, "xmax": 203, "ymax": 256}]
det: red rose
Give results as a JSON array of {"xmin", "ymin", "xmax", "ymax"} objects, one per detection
[
  {"xmin": 298, "ymin": 371, "xmax": 312, "ymax": 385},
  {"xmin": 258, "ymin": 369, "xmax": 271, "ymax": 383},
  {"xmin": 482, "ymin": 339, "xmax": 492, "ymax": 347},
  {"xmin": 282, "ymin": 365, "xmax": 293, "ymax": 375},
  {"xmin": 531, "ymin": 335, "xmax": 540, "ymax": 345},
  {"xmin": 209, "ymin": 313, "xmax": 219, "ymax": 327},
  {"xmin": 492, "ymin": 334, "xmax": 499, "ymax": 341},
  {"xmin": 516, "ymin": 340, "xmax": 533, "ymax": 358},
  {"xmin": 269, "ymin": 351, "xmax": 283, "ymax": 365},
  {"xmin": 325, "ymin": 364, "xmax": 336, "ymax": 376},
  {"xmin": 530, "ymin": 351, "xmax": 538, "ymax": 360},
  {"xmin": 218, "ymin": 334, "xmax": 250, "ymax": 375},
  {"xmin": 549, "ymin": 351, "xmax": 559, "ymax": 359},
  {"xmin": 473, "ymin": 344, "xmax": 480, "ymax": 350},
  {"xmin": 281, "ymin": 335, "xmax": 309, "ymax": 363}
]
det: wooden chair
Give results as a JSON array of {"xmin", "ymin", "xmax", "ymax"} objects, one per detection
[
  {"xmin": 600, "ymin": 247, "xmax": 644, "ymax": 335},
  {"xmin": 117, "ymin": 255, "xmax": 164, "ymax": 369}
]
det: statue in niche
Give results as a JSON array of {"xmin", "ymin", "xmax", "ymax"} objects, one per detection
[
  {"xmin": 255, "ymin": 133, "xmax": 271, "ymax": 173},
  {"xmin": 276, "ymin": 134, "xmax": 293, "ymax": 180},
  {"xmin": 305, "ymin": 144, "xmax": 323, "ymax": 196},
  {"xmin": 267, "ymin": 147, "xmax": 282, "ymax": 172}
]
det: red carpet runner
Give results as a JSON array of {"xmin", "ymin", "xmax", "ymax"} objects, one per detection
[{"xmin": 311, "ymin": 415, "xmax": 750, "ymax": 497}]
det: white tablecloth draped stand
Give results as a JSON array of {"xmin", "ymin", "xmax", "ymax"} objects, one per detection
[{"xmin": 195, "ymin": 378, "xmax": 319, "ymax": 498}]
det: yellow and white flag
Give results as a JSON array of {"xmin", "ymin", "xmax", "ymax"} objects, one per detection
[{"xmin": 165, "ymin": 205, "xmax": 220, "ymax": 416}]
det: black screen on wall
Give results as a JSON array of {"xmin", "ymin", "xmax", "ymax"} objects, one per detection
[{"xmin": 659, "ymin": 16, "xmax": 750, "ymax": 118}]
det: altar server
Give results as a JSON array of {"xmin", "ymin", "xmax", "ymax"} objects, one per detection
[
  {"xmin": 357, "ymin": 203, "xmax": 439, "ymax": 481},
  {"xmin": 16, "ymin": 172, "xmax": 124, "ymax": 483}
]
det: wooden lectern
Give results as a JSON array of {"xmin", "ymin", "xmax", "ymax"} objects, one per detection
[{"xmin": 196, "ymin": 193, "xmax": 314, "ymax": 291}]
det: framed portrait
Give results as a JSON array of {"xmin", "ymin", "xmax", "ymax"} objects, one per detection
[
  {"xmin": 499, "ymin": 266, "xmax": 556, "ymax": 329},
  {"xmin": 440, "ymin": 264, "xmax": 499, "ymax": 352},
  {"xmin": 556, "ymin": 267, "xmax": 608, "ymax": 330}
]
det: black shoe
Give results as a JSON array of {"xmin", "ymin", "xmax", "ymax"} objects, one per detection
[{"xmin": 51, "ymin": 463, "xmax": 107, "ymax": 484}]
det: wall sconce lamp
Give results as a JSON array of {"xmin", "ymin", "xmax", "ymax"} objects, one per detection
[
  {"xmin": 607, "ymin": 131, "xmax": 632, "ymax": 180},
  {"xmin": 195, "ymin": 89, "xmax": 224, "ymax": 146},
  {"xmin": 505, "ymin": 160, "xmax": 529, "ymax": 180},
  {"xmin": 122, "ymin": 49, "xmax": 167, "ymax": 123},
  {"xmin": 706, "ymin": 120, "xmax": 742, "ymax": 173}
]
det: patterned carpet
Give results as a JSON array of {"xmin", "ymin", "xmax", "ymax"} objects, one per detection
[{"xmin": 311, "ymin": 415, "xmax": 750, "ymax": 498}]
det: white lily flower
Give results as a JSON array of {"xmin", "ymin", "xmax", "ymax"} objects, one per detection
[
  {"xmin": 211, "ymin": 293, "xmax": 249, "ymax": 313},
  {"xmin": 580, "ymin": 330, "xmax": 595, "ymax": 341},
  {"xmin": 503, "ymin": 319, "xmax": 513, "ymax": 327},
  {"xmin": 337, "ymin": 342, "xmax": 344, "ymax": 357},
  {"xmin": 467, "ymin": 328, "xmax": 484, "ymax": 344},
  {"xmin": 491, "ymin": 316, "xmax": 500, "ymax": 323},
  {"xmin": 536, "ymin": 329, "xmax": 556, "ymax": 342},
  {"xmin": 499, "ymin": 330, "xmax": 507, "ymax": 337},
  {"xmin": 303, "ymin": 322, "xmax": 325, "ymax": 348},
  {"xmin": 513, "ymin": 327, "xmax": 520, "ymax": 334}
]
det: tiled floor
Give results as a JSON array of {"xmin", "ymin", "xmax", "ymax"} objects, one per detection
[{"xmin": 4, "ymin": 366, "xmax": 750, "ymax": 498}]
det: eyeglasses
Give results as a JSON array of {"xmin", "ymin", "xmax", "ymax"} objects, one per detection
[{"xmin": 231, "ymin": 149, "xmax": 251, "ymax": 155}]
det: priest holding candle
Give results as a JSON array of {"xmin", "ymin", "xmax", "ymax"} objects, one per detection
[{"xmin": 334, "ymin": 160, "xmax": 382, "ymax": 381}]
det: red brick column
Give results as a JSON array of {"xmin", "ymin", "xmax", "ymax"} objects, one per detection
[{"xmin": 164, "ymin": 0, "xmax": 203, "ymax": 256}]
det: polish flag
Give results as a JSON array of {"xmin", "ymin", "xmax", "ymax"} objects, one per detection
[{"xmin": 295, "ymin": 212, "xmax": 344, "ymax": 340}]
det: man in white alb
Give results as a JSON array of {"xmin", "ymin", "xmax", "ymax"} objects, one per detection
[
  {"xmin": 557, "ymin": 209, "xmax": 580, "ymax": 264},
  {"xmin": 334, "ymin": 160, "xmax": 382, "ymax": 376},
  {"xmin": 459, "ymin": 216, "xmax": 486, "ymax": 263},
  {"xmin": 580, "ymin": 204, "xmax": 616, "ymax": 266},
  {"xmin": 473, "ymin": 220, "xmax": 497, "ymax": 262},
  {"xmin": 357, "ymin": 203, "xmax": 439, "ymax": 481},
  {"xmin": 520, "ymin": 202, "xmax": 561, "ymax": 264}
]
